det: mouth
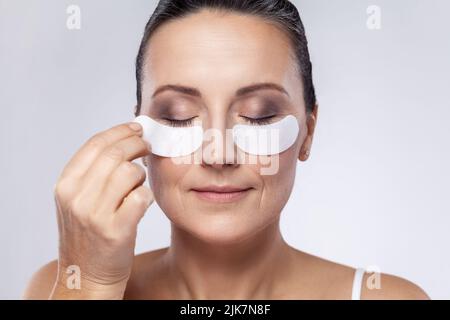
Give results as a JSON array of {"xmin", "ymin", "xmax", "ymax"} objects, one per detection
[{"xmin": 190, "ymin": 185, "xmax": 254, "ymax": 203}]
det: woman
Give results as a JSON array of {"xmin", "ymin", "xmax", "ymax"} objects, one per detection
[{"xmin": 24, "ymin": 0, "xmax": 429, "ymax": 299}]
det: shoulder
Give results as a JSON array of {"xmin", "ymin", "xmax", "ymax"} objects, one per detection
[
  {"xmin": 124, "ymin": 247, "xmax": 170, "ymax": 299},
  {"xmin": 286, "ymin": 249, "xmax": 360, "ymax": 299},
  {"xmin": 23, "ymin": 248, "xmax": 169, "ymax": 300},
  {"xmin": 360, "ymin": 271, "xmax": 430, "ymax": 300},
  {"xmin": 23, "ymin": 259, "xmax": 58, "ymax": 299},
  {"xmin": 288, "ymin": 249, "xmax": 430, "ymax": 299}
]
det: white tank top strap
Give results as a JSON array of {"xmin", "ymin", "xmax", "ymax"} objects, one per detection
[{"xmin": 351, "ymin": 267, "xmax": 365, "ymax": 300}]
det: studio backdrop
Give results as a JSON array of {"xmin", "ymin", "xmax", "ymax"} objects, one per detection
[{"xmin": 0, "ymin": 0, "xmax": 449, "ymax": 299}]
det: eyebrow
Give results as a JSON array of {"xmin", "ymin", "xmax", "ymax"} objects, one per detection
[{"xmin": 151, "ymin": 82, "xmax": 290, "ymax": 99}]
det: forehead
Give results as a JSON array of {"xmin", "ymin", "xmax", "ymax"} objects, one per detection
[{"xmin": 142, "ymin": 9, "xmax": 300, "ymax": 101}]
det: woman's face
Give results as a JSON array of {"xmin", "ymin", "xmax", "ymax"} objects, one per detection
[{"xmin": 139, "ymin": 10, "xmax": 315, "ymax": 244}]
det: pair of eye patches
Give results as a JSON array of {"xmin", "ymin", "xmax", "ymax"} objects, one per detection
[{"xmin": 133, "ymin": 114, "xmax": 299, "ymax": 157}]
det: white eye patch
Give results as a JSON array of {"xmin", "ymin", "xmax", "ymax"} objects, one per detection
[
  {"xmin": 133, "ymin": 114, "xmax": 299, "ymax": 157},
  {"xmin": 232, "ymin": 115, "xmax": 300, "ymax": 156},
  {"xmin": 133, "ymin": 115, "xmax": 204, "ymax": 157}
]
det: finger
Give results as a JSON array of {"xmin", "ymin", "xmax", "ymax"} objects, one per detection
[
  {"xmin": 61, "ymin": 122, "xmax": 143, "ymax": 180},
  {"xmin": 96, "ymin": 162, "xmax": 147, "ymax": 215},
  {"xmin": 114, "ymin": 185, "xmax": 153, "ymax": 231},
  {"xmin": 77, "ymin": 135, "xmax": 150, "ymax": 212}
]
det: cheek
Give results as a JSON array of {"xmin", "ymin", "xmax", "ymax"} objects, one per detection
[
  {"xmin": 147, "ymin": 155, "xmax": 190, "ymax": 205},
  {"xmin": 237, "ymin": 150, "xmax": 297, "ymax": 225},
  {"xmin": 258, "ymin": 152, "xmax": 297, "ymax": 213},
  {"xmin": 276, "ymin": 154, "xmax": 297, "ymax": 204}
]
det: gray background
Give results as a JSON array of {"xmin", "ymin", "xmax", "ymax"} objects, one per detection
[{"xmin": 1, "ymin": 0, "xmax": 449, "ymax": 299}]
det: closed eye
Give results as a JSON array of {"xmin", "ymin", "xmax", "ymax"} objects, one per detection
[
  {"xmin": 240, "ymin": 114, "xmax": 277, "ymax": 125},
  {"xmin": 161, "ymin": 116, "xmax": 196, "ymax": 127}
]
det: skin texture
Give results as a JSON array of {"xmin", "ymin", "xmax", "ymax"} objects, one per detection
[{"xmin": 23, "ymin": 10, "xmax": 429, "ymax": 300}]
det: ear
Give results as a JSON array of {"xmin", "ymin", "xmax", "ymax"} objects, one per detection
[{"xmin": 298, "ymin": 103, "xmax": 318, "ymax": 162}]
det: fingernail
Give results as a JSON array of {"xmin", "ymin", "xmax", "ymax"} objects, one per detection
[{"xmin": 129, "ymin": 122, "xmax": 142, "ymax": 131}]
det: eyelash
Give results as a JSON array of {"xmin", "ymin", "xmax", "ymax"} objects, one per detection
[
  {"xmin": 162, "ymin": 117, "xmax": 196, "ymax": 127},
  {"xmin": 241, "ymin": 115, "xmax": 276, "ymax": 125},
  {"xmin": 162, "ymin": 115, "xmax": 277, "ymax": 127}
]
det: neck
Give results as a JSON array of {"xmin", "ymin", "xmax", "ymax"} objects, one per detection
[{"xmin": 164, "ymin": 219, "xmax": 293, "ymax": 299}]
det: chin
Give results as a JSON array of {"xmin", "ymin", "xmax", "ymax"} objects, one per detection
[{"xmin": 168, "ymin": 206, "xmax": 270, "ymax": 245}]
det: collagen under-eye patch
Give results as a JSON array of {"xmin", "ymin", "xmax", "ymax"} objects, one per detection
[
  {"xmin": 133, "ymin": 115, "xmax": 204, "ymax": 157},
  {"xmin": 232, "ymin": 115, "xmax": 300, "ymax": 156}
]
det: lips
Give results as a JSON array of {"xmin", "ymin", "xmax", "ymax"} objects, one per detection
[{"xmin": 191, "ymin": 185, "xmax": 253, "ymax": 203}]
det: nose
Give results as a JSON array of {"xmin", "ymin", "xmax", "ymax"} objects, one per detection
[{"xmin": 201, "ymin": 116, "xmax": 239, "ymax": 170}]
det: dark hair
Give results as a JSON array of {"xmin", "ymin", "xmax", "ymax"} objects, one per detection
[{"xmin": 135, "ymin": 0, "xmax": 316, "ymax": 115}]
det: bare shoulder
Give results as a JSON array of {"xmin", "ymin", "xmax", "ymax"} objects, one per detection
[
  {"xmin": 361, "ymin": 271, "xmax": 430, "ymax": 300},
  {"xmin": 23, "ymin": 248, "xmax": 169, "ymax": 300},
  {"xmin": 286, "ymin": 249, "xmax": 360, "ymax": 299},
  {"xmin": 124, "ymin": 247, "xmax": 170, "ymax": 299},
  {"xmin": 287, "ymin": 249, "xmax": 430, "ymax": 299},
  {"xmin": 23, "ymin": 259, "xmax": 58, "ymax": 299},
  {"xmin": 132, "ymin": 247, "xmax": 169, "ymax": 268}
]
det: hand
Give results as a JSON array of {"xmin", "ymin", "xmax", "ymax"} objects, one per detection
[{"xmin": 50, "ymin": 122, "xmax": 153, "ymax": 299}]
